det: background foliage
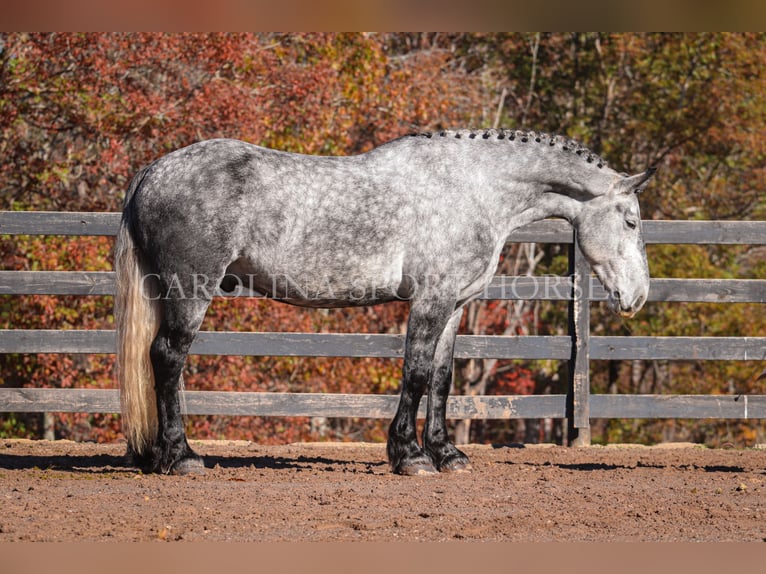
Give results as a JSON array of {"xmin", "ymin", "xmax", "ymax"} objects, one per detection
[{"xmin": 1, "ymin": 33, "xmax": 764, "ymax": 446}]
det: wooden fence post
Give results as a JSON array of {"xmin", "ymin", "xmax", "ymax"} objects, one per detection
[{"xmin": 567, "ymin": 232, "xmax": 592, "ymax": 446}]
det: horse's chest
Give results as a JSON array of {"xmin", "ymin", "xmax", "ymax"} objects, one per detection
[{"xmin": 452, "ymin": 238, "xmax": 506, "ymax": 303}]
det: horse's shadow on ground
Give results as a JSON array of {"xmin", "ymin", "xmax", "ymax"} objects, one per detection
[
  {"xmin": 491, "ymin": 444, "xmax": 751, "ymax": 474},
  {"xmin": 0, "ymin": 453, "xmax": 130, "ymax": 473},
  {"xmin": 0, "ymin": 445, "xmax": 753, "ymax": 475},
  {"xmin": 505, "ymin": 460, "xmax": 748, "ymax": 474},
  {"xmin": 203, "ymin": 453, "xmax": 386, "ymax": 473},
  {"xmin": 0, "ymin": 452, "xmax": 386, "ymax": 474},
  {"xmin": 562, "ymin": 462, "xmax": 747, "ymax": 473}
]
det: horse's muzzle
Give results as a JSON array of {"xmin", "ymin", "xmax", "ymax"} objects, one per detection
[{"xmin": 607, "ymin": 291, "xmax": 646, "ymax": 318}]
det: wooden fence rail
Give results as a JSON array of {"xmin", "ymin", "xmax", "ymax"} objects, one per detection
[{"xmin": 1, "ymin": 211, "xmax": 765, "ymax": 445}]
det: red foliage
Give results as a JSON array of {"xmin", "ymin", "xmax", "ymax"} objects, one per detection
[{"xmin": 491, "ymin": 363, "xmax": 535, "ymax": 396}]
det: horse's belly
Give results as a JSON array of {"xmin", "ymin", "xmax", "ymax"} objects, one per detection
[{"xmin": 222, "ymin": 257, "xmax": 405, "ymax": 307}]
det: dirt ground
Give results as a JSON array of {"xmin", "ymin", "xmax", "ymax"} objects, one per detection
[{"xmin": 1, "ymin": 439, "xmax": 764, "ymax": 542}]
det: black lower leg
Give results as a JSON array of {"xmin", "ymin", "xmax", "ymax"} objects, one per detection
[
  {"xmin": 422, "ymin": 360, "xmax": 471, "ymax": 472},
  {"xmin": 148, "ymin": 326, "xmax": 204, "ymax": 475},
  {"xmin": 422, "ymin": 309, "xmax": 471, "ymax": 472},
  {"xmin": 387, "ymin": 299, "xmax": 458, "ymax": 475},
  {"xmin": 387, "ymin": 377, "xmax": 436, "ymax": 475}
]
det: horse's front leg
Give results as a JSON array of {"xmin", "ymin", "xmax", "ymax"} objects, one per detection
[
  {"xmin": 388, "ymin": 299, "xmax": 456, "ymax": 475},
  {"xmin": 422, "ymin": 307, "xmax": 471, "ymax": 472}
]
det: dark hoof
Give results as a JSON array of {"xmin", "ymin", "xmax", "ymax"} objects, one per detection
[
  {"xmin": 439, "ymin": 459, "xmax": 473, "ymax": 473},
  {"xmin": 427, "ymin": 445, "xmax": 472, "ymax": 473},
  {"xmin": 390, "ymin": 449, "xmax": 439, "ymax": 476},
  {"xmin": 170, "ymin": 456, "xmax": 206, "ymax": 476},
  {"xmin": 396, "ymin": 461, "xmax": 439, "ymax": 476}
]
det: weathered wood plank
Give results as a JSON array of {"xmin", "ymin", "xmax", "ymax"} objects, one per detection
[
  {"xmin": 192, "ymin": 332, "xmax": 409, "ymax": 358},
  {"xmin": 5, "ymin": 271, "xmax": 763, "ymax": 304},
  {"xmin": 568, "ymin": 236, "xmax": 591, "ymax": 441},
  {"xmin": 585, "ymin": 278, "xmax": 766, "ymax": 303},
  {"xmin": 0, "ymin": 212, "xmax": 576, "ymax": 243},
  {"xmin": 179, "ymin": 391, "xmax": 568, "ymax": 419},
  {"xmin": 590, "ymin": 394, "xmax": 766, "ymax": 419},
  {"xmin": 0, "ymin": 271, "xmax": 116, "ymax": 295},
  {"xmin": 4, "ymin": 388, "xmax": 765, "ymax": 420},
  {"xmin": 0, "ymin": 212, "xmax": 121, "ymax": 236},
  {"xmin": 192, "ymin": 332, "xmax": 572, "ymax": 359},
  {"xmin": 456, "ymin": 334, "xmax": 571, "ymax": 359},
  {"xmin": 182, "ymin": 391, "xmax": 400, "ymax": 418},
  {"xmin": 643, "ymin": 220, "xmax": 766, "ymax": 245},
  {"xmin": 591, "ymin": 336, "xmax": 766, "ymax": 361},
  {"xmin": 0, "ymin": 329, "xmax": 572, "ymax": 359},
  {"xmin": 0, "ymin": 271, "xmax": 576, "ymax": 300},
  {"xmin": 645, "ymin": 278, "xmax": 766, "ymax": 303},
  {"xmin": 5, "ymin": 212, "xmax": 766, "ymax": 245},
  {"xmin": 0, "ymin": 388, "xmax": 120, "ymax": 413},
  {"xmin": 444, "ymin": 394, "xmax": 567, "ymax": 419},
  {"xmin": 0, "ymin": 330, "xmax": 117, "ymax": 354},
  {"xmin": 0, "ymin": 388, "xmax": 568, "ymax": 419},
  {"xmin": 4, "ymin": 330, "xmax": 763, "ymax": 361}
]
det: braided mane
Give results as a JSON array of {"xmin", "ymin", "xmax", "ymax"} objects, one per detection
[{"xmin": 407, "ymin": 129, "xmax": 608, "ymax": 169}]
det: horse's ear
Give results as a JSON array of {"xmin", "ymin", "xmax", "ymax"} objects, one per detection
[{"xmin": 621, "ymin": 167, "xmax": 657, "ymax": 194}]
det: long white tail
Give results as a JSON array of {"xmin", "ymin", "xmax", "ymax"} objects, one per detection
[{"xmin": 114, "ymin": 172, "xmax": 161, "ymax": 455}]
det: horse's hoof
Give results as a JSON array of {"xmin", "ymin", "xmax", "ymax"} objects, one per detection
[
  {"xmin": 426, "ymin": 445, "xmax": 472, "ymax": 473},
  {"xmin": 439, "ymin": 460, "xmax": 473, "ymax": 473},
  {"xmin": 395, "ymin": 460, "xmax": 439, "ymax": 476},
  {"xmin": 170, "ymin": 457, "xmax": 206, "ymax": 476}
]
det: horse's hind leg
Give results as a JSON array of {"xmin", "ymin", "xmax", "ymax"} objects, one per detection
[
  {"xmin": 146, "ymin": 296, "xmax": 210, "ymax": 475},
  {"xmin": 387, "ymin": 298, "xmax": 456, "ymax": 475},
  {"xmin": 422, "ymin": 307, "xmax": 471, "ymax": 472}
]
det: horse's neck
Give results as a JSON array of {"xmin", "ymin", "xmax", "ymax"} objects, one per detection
[
  {"xmin": 378, "ymin": 135, "xmax": 617, "ymax": 235},
  {"xmin": 514, "ymin": 189, "xmax": 584, "ymax": 223},
  {"xmin": 479, "ymin": 149, "xmax": 617, "ymax": 234}
]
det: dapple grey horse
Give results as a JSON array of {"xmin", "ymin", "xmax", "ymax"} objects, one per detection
[{"xmin": 115, "ymin": 129, "xmax": 655, "ymax": 475}]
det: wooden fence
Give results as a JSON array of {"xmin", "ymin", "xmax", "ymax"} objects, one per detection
[{"xmin": 1, "ymin": 211, "xmax": 765, "ymax": 445}]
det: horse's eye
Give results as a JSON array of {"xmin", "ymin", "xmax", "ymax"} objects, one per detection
[{"xmin": 625, "ymin": 219, "xmax": 638, "ymax": 230}]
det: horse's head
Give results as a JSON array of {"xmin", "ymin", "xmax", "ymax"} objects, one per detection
[{"xmin": 574, "ymin": 168, "xmax": 655, "ymax": 318}]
